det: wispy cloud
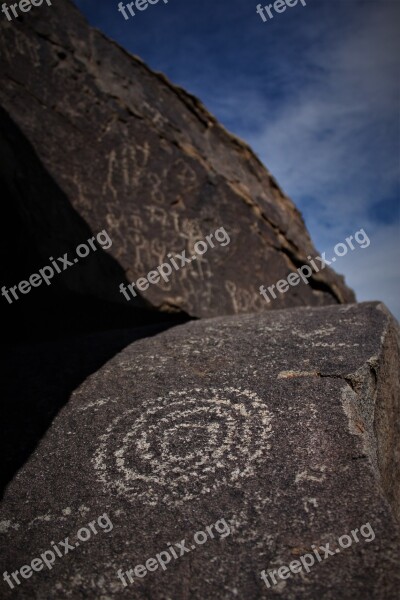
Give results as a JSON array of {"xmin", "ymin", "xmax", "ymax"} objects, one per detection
[{"xmin": 242, "ymin": 1, "xmax": 400, "ymax": 315}]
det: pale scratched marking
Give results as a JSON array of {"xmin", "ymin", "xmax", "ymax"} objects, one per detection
[
  {"xmin": 129, "ymin": 146, "xmax": 140, "ymax": 186},
  {"xmin": 93, "ymin": 388, "xmax": 274, "ymax": 507},
  {"xmin": 178, "ymin": 219, "xmax": 204, "ymax": 252},
  {"xmin": 224, "ymin": 282, "xmax": 266, "ymax": 314},
  {"xmin": 103, "ymin": 149, "xmax": 118, "ymax": 200},
  {"xmin": 235, "ymin": 288, "xmax": 251, "ymax": 312},
  {"xmin": 236, "ymin": 287, "xmax": 261, "ymax": 313},
  {"xmin": 0, "ymin": 520, "xmax": 20, "ymax": 533},
  {"xmin": 151, "ymin": 237, "xmax": 167, "ymax": 257},
  {"xmin": 295, "ymin": 469, "xmax": 326, "ymax": 484},
  {"xmin": 225, "ymin": 280, "xmax": 240, "ymax": 314},
  {"xmin": 295, "ymin": 326, "xmax": 336, "ymax": 339},
  {"xmin": 139, "ymin": 142, "xmax": 150, "ymax": 168},
  {"xmin": 97, "ymin": 114, "xmax": 118, "ymax": 143},
  {"xmin": 173, "ymin": 158, "xmax": 197, "ymax": 190},
  {"xmin": 132, "ymin": 230, "xmax": 151, "ymax": 271},
  {"xmin": 191, "ymin": 253, "xmax": 212, "ymax": 280},
  {"xmin": 147, "ymin": 172, "xmax": 165, "ymax": 205},
  {"xmin": 171, "ymin": 212, "xmax": 182, "ymax": 233},
  {"xmin": 120, "ymin": 146, "xmax": 144, "ymax": 188},
  {"xmin": 77, "ymin": 397, "xmax": 115, "ymax": 413},
  {"xmin": 130, "ymin": 142, "xmax": 150, "ymax": 175},
  {"xmin": 121, "ymin": 146, "xmax": 130, "ymax": 187},
  {"xmin": 27, "ymin": 513, "xmax": 54, "ymax": 529},
  {"xmin": 130, "ymin": 212, "xmax": 144, "ymax": 231},
  {"xmin": 303, "ymin": 497, "xmax": 319, "ymax": 512},
  {"xmin": 78, "ymin": 505, "xmax": 90, "ymax": 517},
  {"xmin": 145, "ymin": 205, "xmax": 168, "ymax": 227},
  {"xmin": 311, "ymin": 341, "xmax": 358, "ymax": 348}
]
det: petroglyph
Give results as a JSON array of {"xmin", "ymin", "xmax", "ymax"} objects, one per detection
[
  {"xmin": 102, "ymin": 149, "xmax": 118, "ymax": 200},
  {"xmin": 93, "ymin": 387, "xmax": 274, "ymax": 507},
  {"xmin": 225, "ymin": 279, "xmax": 266, "ymax": 314}
]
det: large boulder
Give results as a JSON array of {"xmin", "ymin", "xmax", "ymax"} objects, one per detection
[
  {"xmin": 0, "ymin": 0, "xmax": 354, "ymax": 325},
  {"xmin": 0, "ymin": 106, "xmax": 188, "ymax": 341},
  {"xmin": 1, "ymin": 302, "xmax": 399, "ymax": 599}
]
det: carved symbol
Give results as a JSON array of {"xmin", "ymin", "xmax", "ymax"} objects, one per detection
[{"xmin": 93, "ymin": 388, "xmax": 274, "ymax": 507}]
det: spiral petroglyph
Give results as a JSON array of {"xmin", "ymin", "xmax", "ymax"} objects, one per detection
[{"xmin": 93, "ymin": 387, "xmax": 274, "ymax": 506}]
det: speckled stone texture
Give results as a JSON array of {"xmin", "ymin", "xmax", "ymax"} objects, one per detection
[
  {"xmin": 1, "ymin": 302, "xmax": 399, "ymax": 599},
  {"xmin": 0, "ymin": 0, "xmax": 354, "ymax": 323}
]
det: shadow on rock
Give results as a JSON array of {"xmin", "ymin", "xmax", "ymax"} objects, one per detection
[{"xmin": 0, "ymin": 107, "xmax": 191, "ymax": 496}]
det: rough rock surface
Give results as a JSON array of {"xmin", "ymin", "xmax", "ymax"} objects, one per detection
[
  {"xmin": 1, "ymin": 302, "xmax": 399, "ymax": 599},
  {"xmin": 0, "ymin": 106, "xmax": 189, "ymax": 341},
  {"xmin": 0, "ymin": 0, "xmax": 354, "ymax": 322}
]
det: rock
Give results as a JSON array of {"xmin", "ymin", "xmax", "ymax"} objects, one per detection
[
  {"xmin": 0, "ymin": 106, "xmax": 189, "ymax": 342},
  {"xmin": 0, "ymin": 320, "xmax": 182, "ymax": 493},
  {"xmin": 0, "ymin": 0, "xmax": 355, "ymax": 323},
  {"xmin": 1, "ymin": 301, "xmax": 399, "ymax": 599}
]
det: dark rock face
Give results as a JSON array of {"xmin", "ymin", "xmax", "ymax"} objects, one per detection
[
  {"xmin": 1, "ymin": 302, "xmax": 399, "ymax": 599},
  {"xmin": 0, "ymin": 106, "xmax": 189, "ymax": 341},
  {"xmin": 0, "ymin": 0, "xmax": 354, "ymax": 323},
  {"xmin": 2, "ymin": 3, "xmax": 396, "ymax": 599}
]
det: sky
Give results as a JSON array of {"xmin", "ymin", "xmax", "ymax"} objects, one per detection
[{"xmin": 75, "ymin": 0, "xmax": 400, "ymax": 318}]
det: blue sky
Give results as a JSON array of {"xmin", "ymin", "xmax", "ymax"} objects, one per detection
[{"xmin": 75, "ymin": 0, "xmax": 400, "ymax": 317}]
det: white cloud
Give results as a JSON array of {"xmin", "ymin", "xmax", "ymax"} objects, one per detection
[
  {"xmin": 248, "ymin": 2, "xmax": 399, "ymax": 212},
  {"xmin": 328, "ymin": 224, "xmax": 400, "ymax": 318},
  {"xmin": 241, "ymin": 1, "xmax": 400, "ymax": 316}
]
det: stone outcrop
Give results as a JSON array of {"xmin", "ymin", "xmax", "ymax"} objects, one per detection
[
  {"xmin": 2, "ymin": 4, "xmax": 397, "ymax": 600},
  {"xmin": 0, "ymin": 106, "xmax": 188, "ymax": 341},
  {"xmin": 1, "ymin": 302, "xmax": 399, "ymax": 599},
  {"xmin": 0, "ymin": 0, "xmax": 354, "ymax": 326}
]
